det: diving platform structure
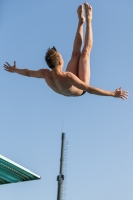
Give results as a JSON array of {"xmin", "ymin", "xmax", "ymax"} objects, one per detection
[
  {"xmin": 0, "ymin": 154, "xmax": 40, "ymax": 185},
  {"xmin": 0, "ymin": 133, "xmax": 66, "ymax": 199}
]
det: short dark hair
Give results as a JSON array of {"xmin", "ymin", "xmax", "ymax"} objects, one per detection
[{"xmin": 45, "ymin": 46, "xmax": 60, "ymax": 69}]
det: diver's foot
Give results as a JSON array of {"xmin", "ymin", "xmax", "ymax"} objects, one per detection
[
  {"xmin": 77, "ymin": 5, "xmax": 85, "ymax": 24},
  {"xmin": 84, "ymin": 2, "xmax": 92, "ymax": 21}
]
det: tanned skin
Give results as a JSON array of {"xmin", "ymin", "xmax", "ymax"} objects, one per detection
[{"xmin": 3, "ymin": 2, "xmax": 128, "ymax": 100}]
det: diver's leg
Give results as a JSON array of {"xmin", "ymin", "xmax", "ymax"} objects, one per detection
[
  {"xmin": 78, "ymin": 2, "xmax": 93, "ymax": 84},
  {"xmin": 66, "ymin": 5, "xmax": 85, "ymax": 76}
]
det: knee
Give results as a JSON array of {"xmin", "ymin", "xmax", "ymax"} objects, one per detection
[
  {"xmin": 71, "ymin": 50, "xmax": 81, "ymax": 57},
  {"xmin": 81, "ymin": 48, "xmax": 91, "ymax": 57}
]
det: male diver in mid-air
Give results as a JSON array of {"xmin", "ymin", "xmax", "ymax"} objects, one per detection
[{"xmin": 3, "ymin": 2, "xmax": 128, "ymax": 100}]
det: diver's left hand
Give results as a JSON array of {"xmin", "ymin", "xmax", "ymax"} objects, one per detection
[{"xmin": 114, "ymin": 87, "xmax": 128, "ymax": 100}]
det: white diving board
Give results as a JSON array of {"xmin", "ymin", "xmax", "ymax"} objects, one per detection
[{"xmin": 0, "ymin": 154, "xmax": 41, "ymax": 185}]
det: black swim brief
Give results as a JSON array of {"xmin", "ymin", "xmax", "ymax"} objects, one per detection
[{"xmin": 81, "ymin": 91, "xmax": 86, "ymax": 96}]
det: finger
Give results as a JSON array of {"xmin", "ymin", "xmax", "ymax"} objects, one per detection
[
  {"xmin": 121, "ymin": 91, "xmax": 128, "ymax": 95},
  {"xmin": 4, "ymin": 68, "xmax": 10, "ymax": 71},
  {"xmin": 121, "ymin": 92, "xmax": 127, "ymax": 97},
  {"xmin": 124, "ymin": 94, "xmax": 128, "ymax": 98},
  {"xmin": 123, "ymin": 92, "xmax": 129, "ymax": 96},
  {"xmin": 122, "ymin": 95, "xmax": 127, "ymax": 99},
  {"xmin": 122, "ymin": 95, "xmax": 128, "ymax": 99},
  {"xmin": 4, "ymin": 66, "xmax": 10, "ymax": 71},
  {"xmin": 123, "ymin": 96, "xmax": 128, "ymax": 100},
  {"xmin": 3, "ymin": 65, "xmax": 9, "ymax": 69},
  {"xmin": 122, "ymin": 92, "xmax": 129, "ymax": 97},
  {"xmin": 116, "ymin": 87, "xmax": 121, "ymax": 91},
  {"xmin": 122, "ymin": 90, "xmax": 128, "ymax": 93},
  {"xmin": 4, "ymin": 66, "xmax": 9, "ymax": 69},
  {"xmin": 14, "ymin": 61, "xmax": 16, "ymax": 67},
  {"xmin": 3, "ymin": 64, "xmax": 8, "ymax": 67},
  {"xmin": 121, "ymin": 95, "xmax": 127, "ymax": 100},
  {"xmin": 3, "ymin": 66, "xmax": 7, "ymax": 70},
  {"xmin": 4, "ymin": 69, "xmax": 10, "ymax": 72},
  {"xmin": 5, "ymin": 62, "xmax": 11, "ymax": 67}
]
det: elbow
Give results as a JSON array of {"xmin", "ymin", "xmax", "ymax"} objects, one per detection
[{"xmin": 26, "ymin": 69, "xmax": 31, "ymax": 77}]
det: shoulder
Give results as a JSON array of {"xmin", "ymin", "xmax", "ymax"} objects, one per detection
[
  {"xmin": 39, "ymin": 68, "xmax": 51, "ymax": 78},
  {"xmin": 64, "ymin": 71, "xmax": 75, "ymax": 79},
  {"xmin": 64, "ymin": 72, "xmax": 79, "ymax": 82}
]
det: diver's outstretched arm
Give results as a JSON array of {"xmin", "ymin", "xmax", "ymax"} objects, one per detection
[
  {"xmin": 88, "ymin": 86, "xmax": 128, "ymax": 100},
  {"xmin": 3, "ymin": 61, "xmax": 47, "ymax": 78},
  {"xmin": 68, "ymin": 72, "xmax": 128, "ymax": 100}
]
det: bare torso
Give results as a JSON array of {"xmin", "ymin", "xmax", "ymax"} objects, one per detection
[{"xmin": 44, "ymin": 69, "xmax": 83, "ymax": 96}]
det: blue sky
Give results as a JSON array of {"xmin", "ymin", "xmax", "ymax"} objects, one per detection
[{"xmin": 0, "ymin": 0, "xmax": 133, "ymax": 199}]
